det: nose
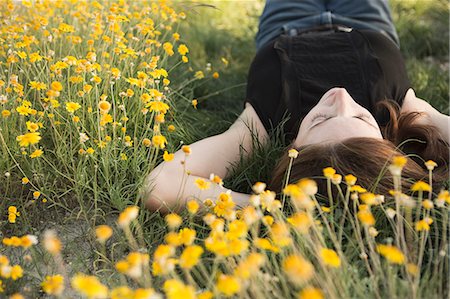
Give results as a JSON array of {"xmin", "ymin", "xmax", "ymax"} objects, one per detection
[{"xmin": 333, "ymin": 88, "xmax": 356, "ymax": 116}]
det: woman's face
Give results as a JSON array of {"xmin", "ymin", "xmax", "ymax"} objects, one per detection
[{"xmin": 294, "ymin": 88, "xmax": 383, "ymax": 147}]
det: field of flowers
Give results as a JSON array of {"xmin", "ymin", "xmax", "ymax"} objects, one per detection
[{"xmin": 0, "ymin": 0, "xmax": 448, "ymax": 298}]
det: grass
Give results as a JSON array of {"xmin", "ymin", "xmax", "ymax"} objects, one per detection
[{"xmin": 0, "ymin": 0, "xmax": 448, "ymax": 298}]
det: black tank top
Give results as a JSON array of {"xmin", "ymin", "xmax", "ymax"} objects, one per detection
[{"xmin": 245, "ymin": 29, "xmax": 411, "ymax": 143}]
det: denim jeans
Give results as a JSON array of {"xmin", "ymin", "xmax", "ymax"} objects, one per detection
[{"xmin": 256, "ymin": 0, "xmax": 399, "ymax": 50}]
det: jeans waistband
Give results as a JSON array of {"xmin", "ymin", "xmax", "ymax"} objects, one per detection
[{"xmin": 286, "ymin": 24, "xmax": 353, "ymax": 37}]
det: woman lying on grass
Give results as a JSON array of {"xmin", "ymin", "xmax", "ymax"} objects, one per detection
[{"xmin": 145, "ymin": 0, "xmax": 449, "ymax": 213}]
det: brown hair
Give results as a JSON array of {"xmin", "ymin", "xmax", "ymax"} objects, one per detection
[{"xmin": 269, "ymin": 100, "xmax": 449, "ymax": 198}]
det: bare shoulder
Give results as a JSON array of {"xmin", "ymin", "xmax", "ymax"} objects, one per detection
[
  {"xmin": 401, "ymin": 88, "xmax": 440, "ymax": 117},
  {"xmin": 229, "ymin": 102, "xmax": 269, "ymax": 143},
  {"xmin": 400, "ymin": 88, "xmax": 449, "ymax": 142}
]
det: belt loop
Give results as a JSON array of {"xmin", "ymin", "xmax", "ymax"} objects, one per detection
[
  {"xmin": 320, "ymin": 11, "xmax": 332, "ymax": 25},
  {"xmin": 283, "ymin": 24, "xmax": 298, "ymax": 36},
  {"xmin": 289, "ymin": 28, "xmax": 298, "ymax": 36}
]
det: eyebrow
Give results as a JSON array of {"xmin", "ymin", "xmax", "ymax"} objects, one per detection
[{"xmin": 309, "ymin": 116, "xmax": 379, "ymax": 130}]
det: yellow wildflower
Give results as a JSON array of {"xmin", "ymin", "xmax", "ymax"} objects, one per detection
[
  {"xmin": 43, "ymin": 230, "xmax": 62, "ymax": 255},
  {"xmin": 254, "ymin": 238, "xmax": 280, "ymax": 253},
  {"xmin": 177, "ymin": 44, "xmax": 189, "ymax": 55},
  {"xmin": 214, "ymin": 192, "xmax": 235, "ymax": 217},
  {"xmin": 10, "ymin": 265, "xmax": 23, "ymax": 280},
  {"xmin": 357, "ymin": 206, "xmax": 375, "ymax": 226},
  {"xmin": 253, "ymin": 182, "xmax": 267, "ymax": 194},
  {"xmin": 42, "ymin": 275, "xmax": 64, "ymax": 295},
  {"xmin": 155, "ymin": 114, "xmax": 165, "ymax": 123},
  {"xmin": 323, "ymin": 167, "xmax": 336, "ymax": 178},
  {"xmin": 216, "ymin": 274, "xmax": 241, "ymax": 297},
  {"xmin": 287, "ymin": 212, "xmax": 312, "ymax": 234},
  {"xmin": 29, "ymin": 81, "xmax": 47, "ymax": 91},
  {"xmin": 320, "ymin": 248, "xmax": 341, "ymax": 268},
  {"xmin": 415, "ymin": 217, "xmax": 433, "ymax": 231},
  {"xmin": 134, "ymin": 289, "xmax": 156, "ymax": 299},
  {"xmin": 210, "ymin": 173, "xmax": 223, "ymax": 186},
  {"xmin": 179, "ymin": 245, "xmax": 203, "ymax": 269},
  {"xmin": 163, "ymin": 42, "xmax": 174, "ymax": 56},
  {"xmin": 98, "ymin": 100, "xmax": 111, "ymax": 114},
  {"xmin": 392, "ymin": 155, "xmax": 407, "ymax": 167},
  {"xmin": 152, "ymin": 135, "xmax": 167, "ymax": 149},
  {"xmin": 71, "ymin": 274, "xmax": 108, "ymax": 299},
  {"xmin": 8, "ymin": 206, "xmax": 19, "ymax": 223},
  {"xmin": 298, "ymin": 287, "xmax": 324, "ymax": 299},
  {"xmin": 50, "ymin": 81, "xmax": 63, "ymax": 92},
  {"xmin": 83, "ymin": 84, "xmax": 93, "ymax": 93},
  {"xmin": 288, "ymin": 148, "xmax": 299, "ymax": 158},
  {"xmin": 95, "ymin": 225, "xmax": 113, "ymax": 243},
  {"xmin": 350, "ymin": 185, "xmax": 367, "ymax": 193},
  {"xmin": 30, "ymin": 149, "xmax": 44, "ymax": 159},
  {"xmin": 376, "ymin": 244, "xmax": 405, "ymax": 264},
  {"xmin": 221, "ymin": 57, "xmax": 229, "ymax": 66},
  {"xmin": 117, "ymin": 206, "xmax": 139, "ymax": 228},
  {"xmin": 165, "ymin": 213, "xmax": 182, "ymax": 230},
  {"xmin": 283, "ymin": 254, "xmax": 314, "ymax": 285},
  {"xmin": 194, "ymin": 71, "xmax": 204, "ymax": 79},
  {"xmin": 91, "ymin": 75, "xmax": 102, "ymax": 84},
  {"xmin": 425, "ymin": 160, "xmax": 437, "ymax": 170},
  {"xmin": 436, "ymin": 190, "xmax": 450, "ymax": 206},
  {"xmin": 142, "ymin": 138, "xmax": 152, "ymax": 147},
  {"xmin": 163, "ymin": 151, "xmax": 174, "ymax": 161},
  {"xmin": 321, "ymin": 206, "xmax": 331, "ymax": 213},
  {"xmin": 360, "ymin": 193, "xmax": 377, "ymax": 205},
  {"xmin": 22, "ymin": 177, "xmax": 29, "ymax": 184},
  {"xmin": 187, "ymin": 200, "xmax": 199, "ymax": 214},
  {"xmin": 163, "ymin": 279, "xmax": 196, "ymax": 299},
  {"xmin": 16, "ymin": 132, "xmax": 41, "ymax": 146},
  {"xmin": 20, "ymin": 235, "xmax": 37, "ymax": 248},
  {"xmin": 345, "ymin": 174, "xmax": 357, "ymax": 185},
  {"xmin": 195, "ymin": 178, "xmax": 210, "ymax": 190},
  {"xmin": 2, "ymin": 110, "xmax": 11, "ymax": 117},
  {"xmin": 389, "ymin": 155, "xmax": 407, "ymax": 176},
  {"xmin": 234, "ymin": 252, "xmax": 265, "ymax": 279},
  {"xmin": 227, "ymin": 220, "xmax": 248, "ymax": 240},
  {"xmin": 191, "ymin": 99, "xmax": 198, "ymax": 108},
  {"xmin": 198, "ymin": 291, "xmax": 213, "ymax": 299},
  {"xmin": 411, "ymin": 181, "xmax": 431, "ymax": 192},
  {"xmin": 16, "ymin": 105, "xmax": 32, "ymax": 116},
  {"xmin": 331, "ymin": 173, "xmax": 342, "ymax": 185},
  {"xmin": 422, "ymin": 199, "xmax": 434, "ymax": 210},
  {"xmin": 148, "ymin": 101, "xmax": 169, "ymax": 114},
  {"xmin": 66, "ymin": 101, "xmax": 81, "ymax": 113},
  {"xmin": 178, "ymin": 228, "xmax": 196, "ymax": 245},
  {"xmin": 182, "ymin": 145, "xmax": 191, "ymax": 155},
  {"xmin": 212, "ymin": 72, "xmax": 219, "ymax": 79}
]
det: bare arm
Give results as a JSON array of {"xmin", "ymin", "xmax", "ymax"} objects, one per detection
[
  {"xmin": 401, "ymin": 88, "xmax": 449, "ymax": 143},
  {"xmin": 144, "ymin": 103, "xmax": 269, "ymax": 213}
]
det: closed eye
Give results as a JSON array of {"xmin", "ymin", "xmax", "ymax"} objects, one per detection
[
  {"xmin": 355, "ymin": 113, "xmax": 370, "ymax": 120},
  {"xmin": 309, "ymin": 113, "xmax": 377, "ymax": 129}
]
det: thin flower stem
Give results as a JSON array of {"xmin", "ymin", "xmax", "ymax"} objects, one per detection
[
  {"xmin": 281, "ymin": 157, "xmax": 294, "ymax": 207},
  {"xmin": 326, "ymin": 179, "xmax": 335, "ymax": 233},
  {"xmin": 337, "ymin": 186, "xmax": 350, "ymax": 245}
]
